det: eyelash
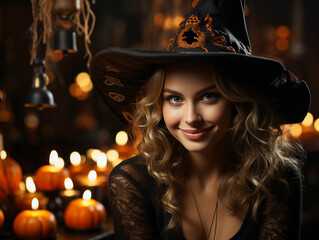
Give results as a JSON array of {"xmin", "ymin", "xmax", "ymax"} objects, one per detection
[
  {"xmin": 166, "ymin": 95, "xmax": 182, "ymax": 104},
  {"xmin": 201, "ymin": 92, "xmax": 220, "ymax": 101},
  {"xmin": 165, "ymin": 92, "xmax": 219, "ymax": 104}
]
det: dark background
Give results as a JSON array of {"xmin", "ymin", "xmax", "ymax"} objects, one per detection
[{"xmin": 0, "ymin": 0, "xmax": 318, "ymax": 238}]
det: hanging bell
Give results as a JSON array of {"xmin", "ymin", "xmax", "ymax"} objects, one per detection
[
  {"xmin": 53, "ymin": 0, "xmax": 80, "ymax": 18},
  {"xmin": 53, "ymin": 20, "xmax": 78, "ymax": 54},
  {"xmin": 25, "ymin": 60, "xmax": 56, "ymax": 110}
]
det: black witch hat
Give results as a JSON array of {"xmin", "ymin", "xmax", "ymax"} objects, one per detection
[{"xmin": 90, "ymin": 0, "xmax": 310, "ymax": 126}]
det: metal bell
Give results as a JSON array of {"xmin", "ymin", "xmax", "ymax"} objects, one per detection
[
  {"xmin": 25, "ymin": 60, "xmax": 56, "ymax": 109},
  {"xmin": 53, "ymin": 24, "xmax": 77, "ymax": 54}
]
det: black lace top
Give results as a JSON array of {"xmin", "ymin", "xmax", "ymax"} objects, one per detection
[{"xmin": 108, "ymin": 155, "xmax": 302, "ymax": 240}]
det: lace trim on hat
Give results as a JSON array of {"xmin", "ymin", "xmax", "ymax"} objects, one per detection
[
  {"xmin": 168, "ymin": 14, "xmax": 236, "ymax": 53},
  {"xmin": 122, "ymin": 112, "xmax": 134, "ymax": 123},
  {"xmin": 109, "ymin": 92, "xmax": 125, "ymax": 102},
  {"xmin": 177, "ymin": 15, "xmax": 207, "ymax": 51},
  {"xmin": 105, "ymin": 76, "xmax": 124, "ymax": 87},
  {"xmin": 106, "ymin": 65, "xmax": 120, "ymax": 72}
]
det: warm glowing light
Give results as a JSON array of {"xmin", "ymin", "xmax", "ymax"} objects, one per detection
[
  {"xmin": 302, "ymin": 112, "xmax": 314, "ymax": 127},
  {"xmin": 31, "ymin": 198, "xmax": 39, "ymax": 210},
  {"xmin": 56, "ymin": 157, "xmax": 65, "ymax": 169},
  {"xmin": 97, "ymin": 153, "xmax": 107, "ymax": 168},
  {"xmin": 76, "ymin": 72, "xmax": 91, "ymax": 88},
  {"xmin": 24, "ymin": 113, "xmax": 39, "ymax": 129},
  {"xmin": 26, "ymin": 177, "xmax": 36, "ymax": 193},
  {"xmin": 19, "ymin": 181, "xmax": 26, "ymax": 192},
  {"xmin": 106, "ymin": 149, "xmax": 119, "ymax": 162},
  {"xmin": 69, "ymin": 83, "xmax": 89, "ymax": 100},
  {"xmin": 89, "ymin": 149, "xmax": 102, "ymax": 162},
  {"xmin": 276, "ymin": 39, "xmax": 289, "ymax": 51},
  {"xmin": 174, "ymin": 16, "xmax": 184, "ymax": 27},
  {"xmin": 88, "ymin": 170, "xmax": 97, "ymax": 181},
  {"xmin": 64, "ymin": 178, "xmax": 74, "ymax": 190},
  {"xmin": 116, "ymin": 131, "xmax": 128, "ymax": 146},
  {"xmin": 49, "ymin": 150, "xmax": 59, "ymax": 166},
  {"xmin": 164, "ymin": 16, "xmax": 173, "ymax": 29},
  {"xmin": 276, "ymin": 25, "xmax": 291, "ymax": 39},
  {"xmin": 83, "ymin": 190, "xmax": 92, "ymax": 200},
  {"xmin": 290, "ymin": 124, "xmax": 302, "ymax": 138},
  {"xmin": 154, "ymin": 13, "xmax": 164, "ymax": 26},
  {"xmin": 70, "ymin": 151, "xmax": 81, "ymax": 166},
  {"xmin": 0, "ymin": 150, "xmax": 7, "ymax": 160},
  {"xmin": 79, "ymin": 81, "xmax": 93, "ymax": 92},
  {"xmin": 314, "ymin": 119, "xmax": 319, "ymax": 132}
]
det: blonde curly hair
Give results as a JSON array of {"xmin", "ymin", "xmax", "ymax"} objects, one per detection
[{"xmin": 132, "ymin": 61, "xmax": 304, "ymax": 229}]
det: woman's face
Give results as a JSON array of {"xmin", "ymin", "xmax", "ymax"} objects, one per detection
[{"xmin": 162, "ymin": 65, "xmax": 233, "ymax": 154}]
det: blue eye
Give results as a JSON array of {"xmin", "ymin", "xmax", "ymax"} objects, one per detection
[
  {"xmin": 202, "ymin": 92, "xmax": 219, "ymax": 101},
  {"xmin": 167, "ymin": 96, "xmax": 182, "ymax": 104}
]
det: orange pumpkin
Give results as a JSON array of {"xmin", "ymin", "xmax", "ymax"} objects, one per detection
[
  {"xmin": 0, "ymin": 151, "xmax": 22, "ymax": 200},
  {"xmin": 64, "ymin": 198, "xmax": 106, "ymax": 230},
  {"xmin": 13, "ymin": 209, "xmax": 57, "ymax": 239},
  {"xmin": 34, "ymin": 165, "xmax": 70, "ymax": 191},
  {"xmin": 0, "ymin": 209, "xmax": 4, "ymax": 229}
]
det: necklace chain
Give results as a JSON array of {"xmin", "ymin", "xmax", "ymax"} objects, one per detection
[{"xmin": 186, "ymin": 177, "xmax": 219, "ymax": 240}]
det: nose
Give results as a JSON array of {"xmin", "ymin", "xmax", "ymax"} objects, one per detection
[{"xmin": 184, "ymin": 103, "xmax": 202, "ymax": 125}]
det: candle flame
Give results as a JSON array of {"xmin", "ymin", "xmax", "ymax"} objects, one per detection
[
  {"xmin": 26, "ymin": 176, "xmax": 36, "ymax": 193},
  {"xmin": 49, "ymin": 150, "xmax": 59, "ymax": 166},
  {"xmin": 314, "ymin": 119, "xmax": 319, "ymax": 132},
  {"xmin": 0, "ymin": 150, "xmax": 7, "ymax": 160},
  {"xmin": 302, "ymin": 112, "xmax": 314, "ymax": 127},
  {"xmin": 97, "ymin": 153, "xmax": 107, "ymax": 168},
  {"xmin": 106, "ymin": 149, "xmax": 119, "ymax": 162},
  {"xmin": 115, "ymin": 131, "xmax": 128, "ymax": 146},
  {"xmin": 70, "ymin": 151, "xmax": 81, "ymax": 166},
  {"xmin": 64, "ymin": 177, "xmax": 74, "ymax": 190},
  {"xmin": 88, "ymin": 170, "xmax": 97, "ymax": 181},
  {"xmin": 32, "ymin": 198, "xmax": 39, "ymax": 210},
  {"xmin": 90, "ymin": 149, "xmax": 102, "ymax": 162},
  {"xmin": 83, "ymin": 190, "xmax": 91, "ymax": 200},
  {"xmin": 290, "ymin": 124, "xmax": 302, "ymax": 138},
  {"xmin": 56, "ymin": 157, "xmax": 65, "ymax": 169}
]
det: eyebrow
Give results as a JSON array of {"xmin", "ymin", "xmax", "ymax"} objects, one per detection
[{"xmin": 163, "ymin": 85, "xmax": 217, "ymax": 95}]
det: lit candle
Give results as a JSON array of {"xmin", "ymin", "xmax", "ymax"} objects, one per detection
[
  {"xmin": 94, "ymin": 153, "xmax": 112, "ymax": 178},
  {"xmin": 106, "ymin": 149, "xmax": 122, "ymax": 167},
  {"xmin": 75, "ymin": 170, "xmax": 106, "ymax": 201},
  {"xmin": 21, "ymin": 177, "xmax": 48, "ymax": 210},
  {"xmin": 13, "ymin": 198, "xmax": 57, "ymax": 239},
  {"xmin": 34, "ymin": 150, "xmax": 70, "ymax": 191},
  {"xmin": 69, "ymin": 151, "xmax": 89, "ymax": 178},
  {"xmin": 64, "ymin": 190, "xmax": 106, "ymax": 230},
  {"xmin": 59, "ymin": 178, "xmax": 80, "ymax": 210},
  {"xmin": 113, "ymin": 131, "xmax": 136, "ymax": 160}
]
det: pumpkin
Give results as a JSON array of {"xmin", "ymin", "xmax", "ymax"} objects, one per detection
[
  {"xmin": 0, "ymin": 209, "xmax": 4, "ymax": 229},
  {"xmin": 34, "ymin": 165, "xmax": 70, "ymax": 191},
  {"xmin": 64, "ymin": 198, "xmax": 106, "ymax": 230},
  {"xmin": 13, "ymin": 209, "xmax": 57, "ymax": 239},
  {"xmin": 0, "ymin": 151, "xmax": 22, "ymax": 200}
]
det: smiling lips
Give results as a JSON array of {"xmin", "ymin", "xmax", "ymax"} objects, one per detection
[{"xmin": 180, "ymin": 127, "xmax": 214, "ymax": 140}]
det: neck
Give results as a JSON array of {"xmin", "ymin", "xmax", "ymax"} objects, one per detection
[{"xmin": 185, "ymin": 139, "xmax": 227, "ymax": 185}]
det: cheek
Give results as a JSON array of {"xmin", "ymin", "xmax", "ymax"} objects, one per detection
[
  {"xmin": 162, "ymin": 104, "xmax": 180, "ymax": 129},
  {"xmin": 205, "ymin": 101, "xmax": 233, "ymax": 126}
]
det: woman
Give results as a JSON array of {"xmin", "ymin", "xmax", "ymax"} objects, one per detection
[{"xmin": 90, "ymin": 0, "xmax": 310, "ymax": 239}]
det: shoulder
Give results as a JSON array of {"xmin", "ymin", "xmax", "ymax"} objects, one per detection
[
  {"xmin": 108, "ymin": 154, "xmax": 156, "ymax": 192},
  {"xmin": 109, "ymin": 154, "xmax": 148, "ymax": 178},
  {"xmin": 270, "ymin": 163, "xmax": 302, "ymax": 201}
]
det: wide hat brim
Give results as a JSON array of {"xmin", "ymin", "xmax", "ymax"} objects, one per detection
[{"xmin": 90, "ymin": 47, "xmax": 310, "ymax": 126}]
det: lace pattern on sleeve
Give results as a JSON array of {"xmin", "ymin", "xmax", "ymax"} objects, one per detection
[
  {"xmin": 108, "ymin": 158, "xmax": 159, "ymax": 240},
  {"xmin": 258, "ymin": 168, "xmax": 302, "ymax": 240}
]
